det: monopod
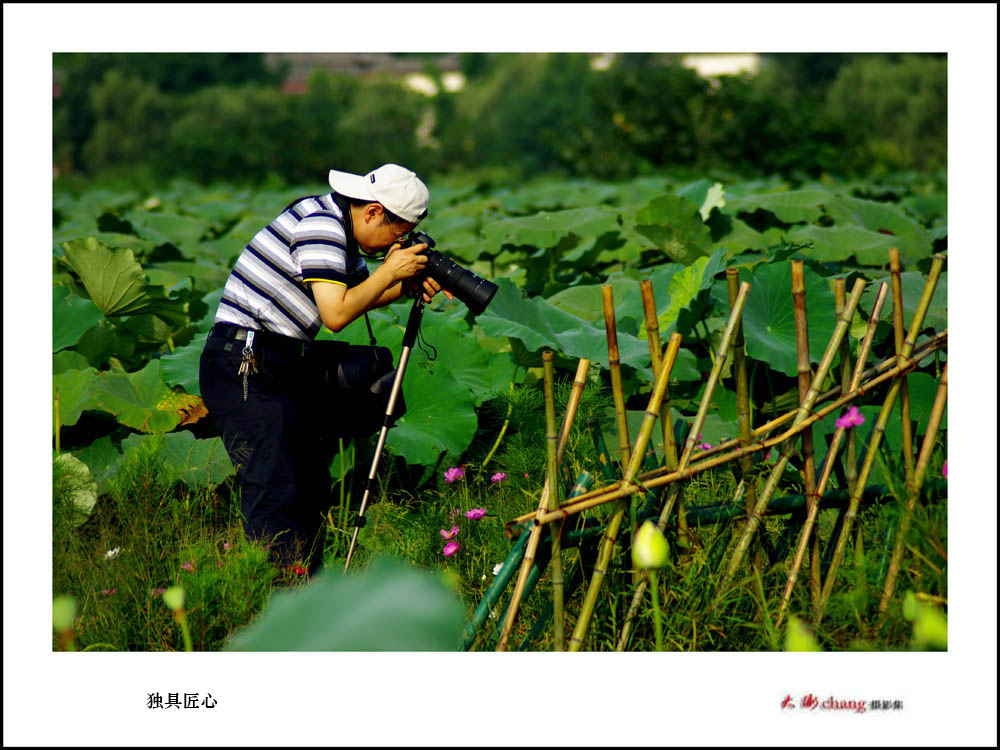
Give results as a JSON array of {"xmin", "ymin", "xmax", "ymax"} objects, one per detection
[{"xmin": 343, "ymin": 294, "xmax": 426, "ymax": 571}]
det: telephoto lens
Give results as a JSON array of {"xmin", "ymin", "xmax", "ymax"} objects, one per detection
[{"xmin": 405, "ymin": 232, "xmax": 498, "ymax": 316}]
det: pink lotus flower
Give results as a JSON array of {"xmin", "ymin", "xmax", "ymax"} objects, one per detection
[
  {"xmin": 181, "ymin": 561, "xmax": 194, "ymax": 573},
  {"xmin": 836, "ymin": 405, "xmax": 865, "ymax": 430},
  {"xmin": 444, "ymin": 466, "xmax": 465, "ymax": 483},
  {"xmin": 942, "ymin": 461, "xmax": 948, "ymax": 479},
  {"xmin": 442, "ymin": 541, "xmax": 460, "ymax": 557},
  {"xmin": 440, "ymin": 526, "xmax": 460, "ymax": 540},
  {"xmin": 465, "ymin": 508, "xmax": 487, "ymax": 520},
  {"xmin": 491, "ymin": 472, "xmax": 507, "ymax": 483}
]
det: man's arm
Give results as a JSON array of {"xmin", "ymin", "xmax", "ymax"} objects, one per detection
[{"xmin": 310, "ymin": 242, "xmax": 430, "ymax": 332}]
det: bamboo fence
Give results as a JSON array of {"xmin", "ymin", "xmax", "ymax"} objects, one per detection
[{"xmin": 470, "ymin": 250, "xmax": 947, "ymax": 652}]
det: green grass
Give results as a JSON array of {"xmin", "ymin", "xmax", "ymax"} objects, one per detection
[
  {"xmin": 52, "ymin": 389, "xmax": 947, "ymax": 653},
  {"xmin": 53, "ymin": 437, "xmax": 284, "ymax": 651}
]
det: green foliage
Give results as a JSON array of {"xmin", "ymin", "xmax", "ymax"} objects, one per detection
[
  {"xmin": 52, "ymin": 435, "xmax": 271, "ymax": 651},
  {"xmin": 225, "ymin": 556, "xmax": 465, "ymax": 651},
  {"xmin": 826, "ymin": 54, "xmax": 947, "ymax": 174},
  {"xmin": 54, "ymin": 53, "xmax": 946, "ymax": 184},
  {"xmin": 50, "ymin": 164, "xmax": 947, "ymax": 653}
]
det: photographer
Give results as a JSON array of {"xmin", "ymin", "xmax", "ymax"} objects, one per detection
[{"xmin": 199, "ymin": 164, "xmax": 448, "ymax": 576}]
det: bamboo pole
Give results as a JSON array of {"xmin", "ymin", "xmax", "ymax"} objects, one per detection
[
  {"xmin": 713, "ymin": 277, "xmax": 868, "ymax": 609},
  {"xmin": 495, "ymin": 358, "xmax": 590, "ymax": 651},
  {"xmin": 641, "ymin": 280, "xmax": 685, "ymax": 550},
  {"xmin": 614, "ymin": 282, "xmax": 751, "ymax": 648},
  {"xmin": 878, "ymin": 361, "xmax": 948, "ymax": 617},
  {"xmin": 791, "ymin": 261, "xmax": 823, "ymax": 608},
  {"xmin": 890, "ymin": 248, "xmax": 916, "ymax": 482},
  {"xmin": 651, "ymin": 284, "xmax": 752, "ymax": 529},
  {"xmin": 815, "ymin": 255, "xmax": 945, "ymax": 624},
  {"xmin": 542, "ymin": 352, "xmax": 565, "ymax": 650},
  {"xmin": 726, "ymin": 270, "xmax": 759, "ymax": 574},
  {"xmin": 775, "ymin": 281, "xmax": 889, "ymax": 627},
  {"xmin": 510, "ymin": 332, "xmax": 947, "ymax": 530},
  {"xmin": 567, "ymin": 333, "xmax": 683, "ymax": 652},
  {"xmin": 603, "ymin": 285, "xmax": 631, "ymax": 471}
]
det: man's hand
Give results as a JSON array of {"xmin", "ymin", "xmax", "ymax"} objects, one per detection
[
  {"xmin": 406, "ymin": 274, "xmax": 455, "ymax": 304},
  {"xmin": 382, "ymin": 241, "xmax": 428, "ymax": 283}
]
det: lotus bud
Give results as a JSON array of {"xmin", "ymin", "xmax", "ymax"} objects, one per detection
[
  {"xmin": 162, "ymin": 586, "xmax": 185, "ymax": 612},
  {"xmin": 52, "ymin": 595, "xmax": 77, "ymax": 632},
  {"xmin": 784, "ymin": 615, "xmax": 823, "ymax": 652},
  {"xmin": 632, "ymin": 520, "xmax": 669, "ymax": 569}
]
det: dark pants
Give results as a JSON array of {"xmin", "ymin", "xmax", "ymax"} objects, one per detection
[{"xmin": 199, "ymin": 326, "xmax": 344, "ymax": 575}]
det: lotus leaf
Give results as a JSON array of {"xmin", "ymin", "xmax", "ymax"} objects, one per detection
[
  {"xmin": 634, "ymin": 194, "xmax": 714, "ymax": 265},
  {"xmin": 725, "ymin": 189, "xmax": 836, "ymax": 225},
  {"xmin": 824, "ymin": 196, "xmax": 933, "ymax": 266},
  {"xmin": 90, "ymin": 360, "xmax": 183, "ymax": 434},
  {"xmin": 53, "ymin": 453, "xmax": 98, "ymax": 528},
  {"xmin": 122, "ymin": 431, "xmax": 235, "ymax": 489},
  {"xmin": 53, "ymin": 285, "xmax": 104, "ymax": 352},
  {"xmin": 225, "ymin": 556, "xmax": 465, "ymax": 651},
  {"xmin": 53, "ymin": 366, "xmax": 99, "ymax": 428},
  {"xmin": 481, "ymin": 207, "xmax": 621, "ymax": 250},
  {"xmin": 737, "ymin": 262, "xmax": 837, "ymax": 378}
]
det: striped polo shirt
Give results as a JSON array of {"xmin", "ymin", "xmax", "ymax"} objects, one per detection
[{"xmin": 214, "ymin": 193, "xmax": 369, "ymax": 340}]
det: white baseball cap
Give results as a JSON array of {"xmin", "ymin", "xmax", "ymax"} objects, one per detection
[{"xmin": 328, "ymin": 163, "xmax": 430, "ymax": 224}]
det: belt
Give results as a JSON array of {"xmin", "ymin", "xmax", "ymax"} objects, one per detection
[{"xmin": 209, "ymin": 323, "xmax": 309, "ymax": 355}]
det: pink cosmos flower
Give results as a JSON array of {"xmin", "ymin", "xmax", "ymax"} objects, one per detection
[
  {"xmin": 699, "ymin": 442, "xmax": 712, "ymax": 451},
  {"xmin": 101, "ymin": 588, "xmax": 116, "ymax": 596},
  {"xmin": 440, "ymin": 526, "xmax": 460, "ymax": 540},
  {"xmin": 442, "ymin": 541, "xmax": 460, "ymax": 557},
  {"xmin": 465, "ymin": 508, "xmax": 487, "ymax": 520},
  {"xmin": 444, "ymin": 466, "xmax": 465, "ymax": 483},
  {"xmin": 491, "ymin": 472, "xmax": 507, "ymax": 483},
  {"xmin": 181, "ymin": 561, "xmax": 194, "ymax": 573},
  {"xmin": 217, "ymin": 560, "xmax": 224, "ymax": 568},
  {"xmin": 836, "ymin": 405, "xmax": 865, "ymax": 430},
  {"xmin": 223, "ymin": 542, "xmax": 232, "ymax": 550},
  {"xmin": 942, "ymin": 461, "xmax": 948, "ymax": 479},
  {"xmin": 150, "ymin": 588, "xmax": 166, "ymax": 597}
]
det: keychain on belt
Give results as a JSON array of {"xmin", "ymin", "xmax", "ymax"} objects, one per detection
[{"xmin": 237, "ymin": 331, "xmax": 258, "ymax": 401}]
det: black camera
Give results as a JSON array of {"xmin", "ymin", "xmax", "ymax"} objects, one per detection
[{"xmin": 402, "ymin": 231, "xmax": 498, "ymax": 316}]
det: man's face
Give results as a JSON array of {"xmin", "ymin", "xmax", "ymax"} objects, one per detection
[{"xmin": 355, "ymin": 203, "xmax": 416, "ymax": 255}]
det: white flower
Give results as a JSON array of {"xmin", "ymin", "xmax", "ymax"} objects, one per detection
[
  {"xmin": 492, "ymin": 563, "xmax": 503, "ymax": 576},
  {"xmin": 105, "ymin": 547, "xmax": 121, "ymax": 560}
]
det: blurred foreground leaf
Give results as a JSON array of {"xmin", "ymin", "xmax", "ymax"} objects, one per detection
[{"xmin": 225, "ymin": 556, "xmax": 465, "ymax": 651}]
